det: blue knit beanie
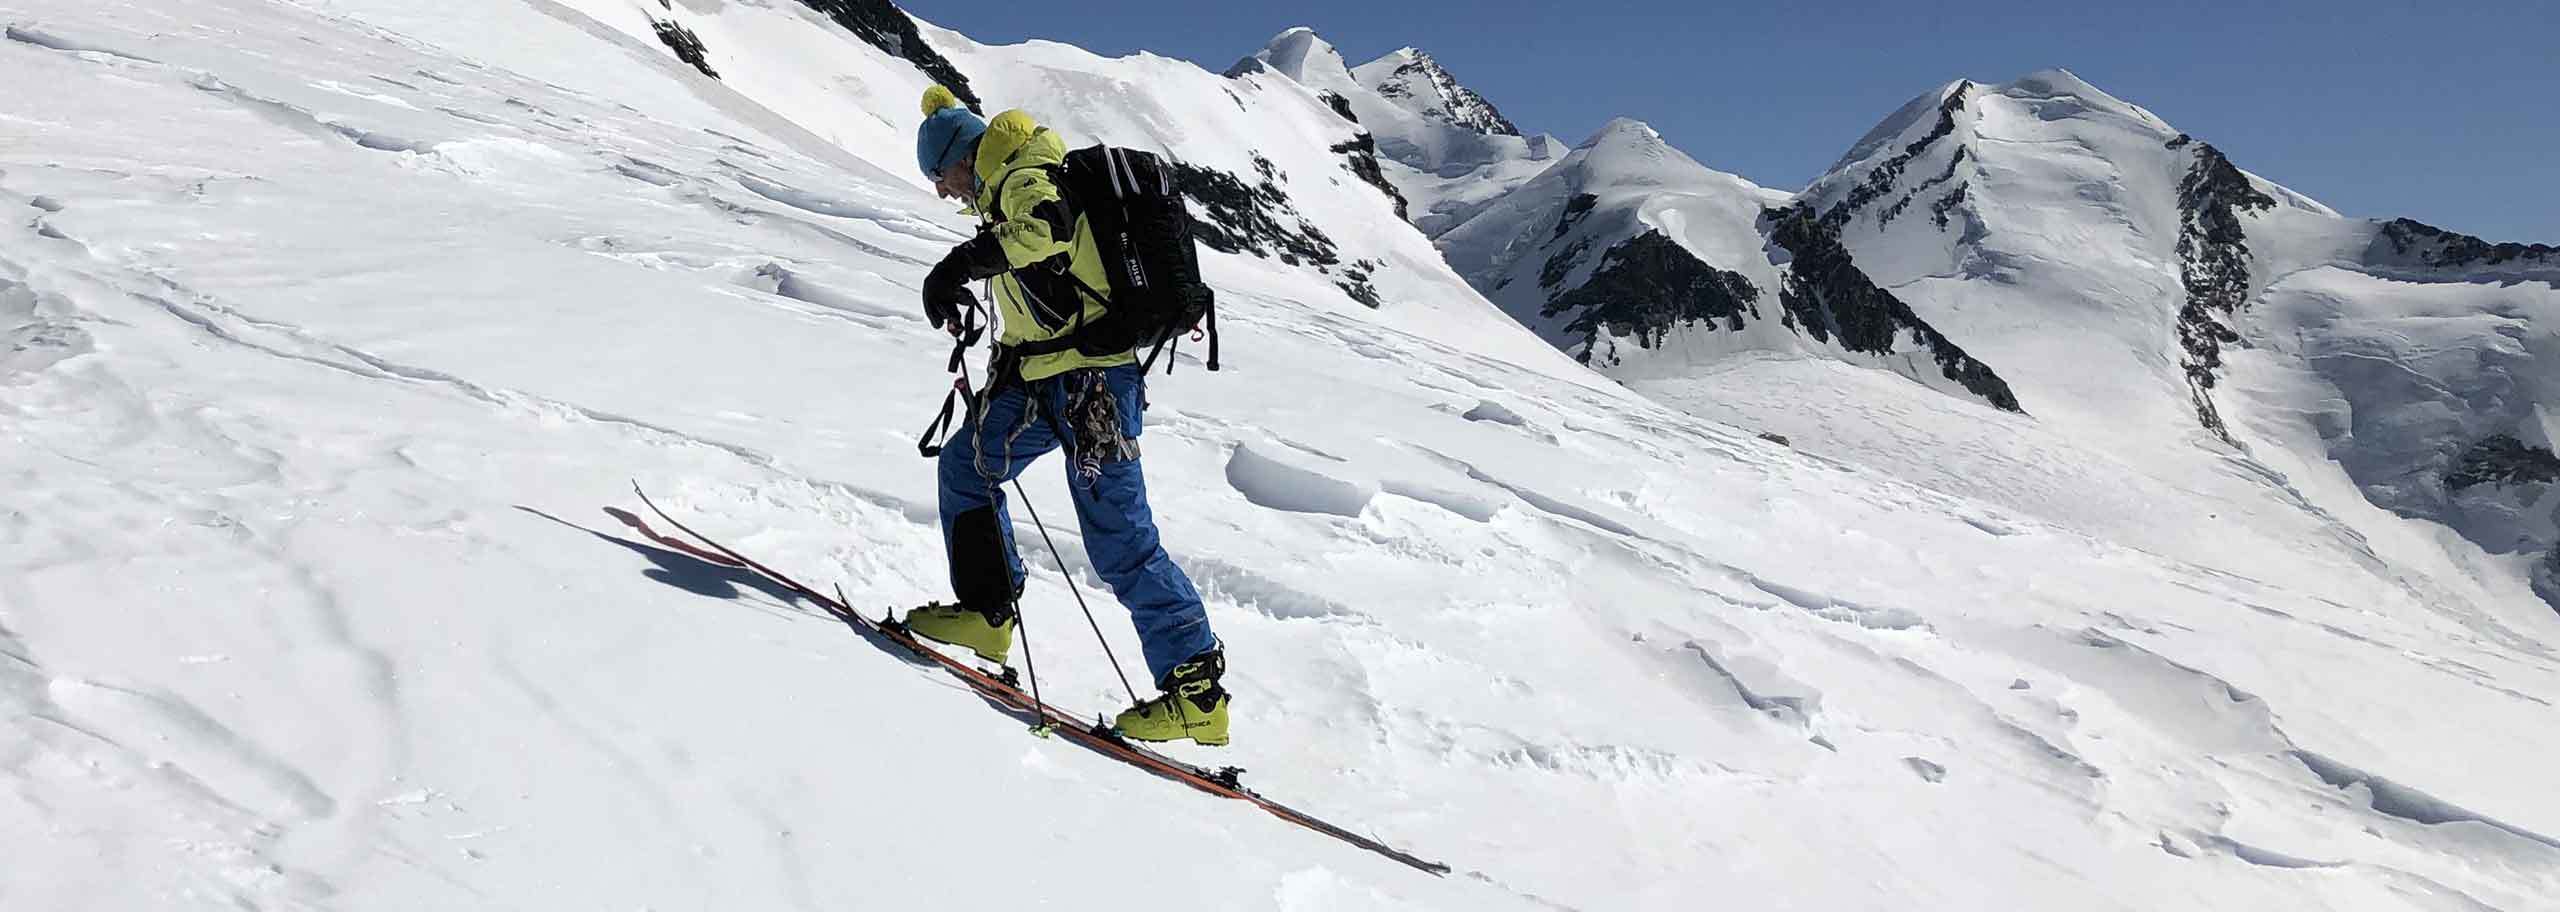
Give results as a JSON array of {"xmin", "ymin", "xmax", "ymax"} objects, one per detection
[{"xmin": 916, "ymin": 86, "xmax": 986, "ymax": 177}]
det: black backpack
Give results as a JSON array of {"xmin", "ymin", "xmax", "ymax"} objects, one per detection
[
  {"xmin": 1020, "ymin": 145, "xmax": 1218, "ymax": 372},
  {"xmin": 918, "ymin": 146, "xmax": 1217, "ymax": 457}
]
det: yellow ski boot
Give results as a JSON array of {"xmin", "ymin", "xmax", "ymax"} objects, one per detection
[
  {"xmin": 900, "ymin": 602, "xmax": 1017, "ymax": 664},
  {"xmin": 1114, "ymin": 649, "xmax": 1230, "ymax": 746}
]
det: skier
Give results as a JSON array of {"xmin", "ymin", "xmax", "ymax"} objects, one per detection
[{"xmin": 902, "ymin": 85, "xmax": 1230, "ymax": 746}]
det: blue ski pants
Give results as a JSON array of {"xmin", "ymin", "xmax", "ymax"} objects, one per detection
[{"xmin": 937, "ymin": 363, "xmax": 1217, "ymax": 684}]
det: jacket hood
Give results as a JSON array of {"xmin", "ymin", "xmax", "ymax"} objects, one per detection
[{"xmin": 973, "ymin": 109, "xmax": 1063, "ymax": 187}]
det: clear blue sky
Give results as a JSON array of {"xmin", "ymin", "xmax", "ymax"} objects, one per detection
[{"xmin": 910, "ymin": 0, "xmax": 2559, "ymax": 242}]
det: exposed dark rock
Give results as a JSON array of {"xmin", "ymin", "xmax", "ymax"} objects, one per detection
[
  {"xmin": 1881, "ymin": 147, "xmax": 1967, "ymax": 229},
  {"xmin": 1539, "ymin": 237, "xmax": 1591, "ymax": 291},
  {"xmin": 2446, "ymin": 435, "xmax": 2560, "ymax": 490},
  {"xmin": 1823, "ymin": 82, "xmax": 1972, "ymax": 230},
  {"xmin": 1318, "ymin": 91, "xmax": 1358, "ymax": 123},
  {"xmin": 1543, "ymin": 231, "xmax": 1761, "ymax": 365},
  {"xmin": 2379, "ymin": 218, "xmax": 2560, "ymax": 269},
  {"xmin": 1339, "ymin": 259, "xmax": 1383, "ymax": 308},
  {"xmin": 1168, "ymin": 154, "xmax": 1385, "ymax": 306},
  {"xmin": 1329, "ymin": 132, "xmax": 1409, "ymax": 221},
  {"xmin": 1930, "ymin": 184, "xmax": 1969, "ymax": 231},
  {"xmin": 794, "ymin": 0, "xmax": 979, "ymax": 111},
  {"xmin": 1553, "ymin": 193, "xmax": 1599, "ymax": 240},
  {"xmin": 1767, "ymin": 205, "xmax": 2023, "ymax": 411},
  {"xmin": 2536, "ymin": 549, "xmax": 2560, "ymax": 614},
  {"xmin": 1170, "ymin": 155, "xmax": 1337, "ymax": 269},
  {"xmin": 2170, "ymin": 139, "xmax": 2278, "ymax": 440},
  {"xmin": 1367, "ymin": 49, "xmax": 1521, "ymax": 136},
  {"xmin": 650, "ymin": 19, "xmax": 718, "ymax": 80}
]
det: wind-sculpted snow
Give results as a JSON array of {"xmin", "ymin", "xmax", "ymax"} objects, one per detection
[
  {"xmin": 1224, "ymin": 443, "xmax": 1377, "ymax": 518},
  {"xmin": 3, "ymin": 3, "xmax": 2558, "ymax": 910}
]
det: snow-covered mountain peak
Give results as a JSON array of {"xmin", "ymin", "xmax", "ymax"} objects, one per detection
[
  {"xmin": 1351, "ymin": 46, "xmax": 1521, "ymax": 137},
  {"xmin": 1237, "ymin": 29, "xmax": 1562, "ymax": 237},
  {"xmin": 1554, "ymin": 117, "xmax": 1714, "ymax": 192},
  {"xmin": 1777, "ymin": 64, "xmax": 2560, "ymax": 619},
  {"xmin": 1231, "ymin": 25, "xmax": 1358, "ymax": 90},
  {"xmin": 1428, "ymin": 102, "xmax": 2017, "ymax": 410},
  {"xmin": 1582, "ymin": 116, "xmax": 1664, "ymax": 147},
  {"xmin": 1814, "ymin": 69, "xmax": 2174, "ymax": 208},
  {"xmin": 1824, "ymin": 78, "xmax": 1972, "ymax": 174},
  {"xmin": 1997, "ymin": 67, "xmax": 2171, "ymax": 130}
]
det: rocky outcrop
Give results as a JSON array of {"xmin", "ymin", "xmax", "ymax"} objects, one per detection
[
  {"xmin": 1362, "ymin": 48, "xmax": 1519, "ymax": 137},
  {"xmin": 1171, "ymin": 154, "xmax": 1334, "ymax": 267},
  {"xmin": 2168, "ymin": 134, "xmax": 2278, "ymax": 440},
  {"xmin": 1544, "ymin": 231, "xmax": 1760, "ymax": 364},
  {"xmin": 1329, "ymin": 133, "xmax": 1409, "ymax": 222},
  {"xmin": 1767, "ymin": 205, "xmax": 2022, "ymax": 411},
  {"xmin": 1167, "ymin": 154, "xmax": 1379, "ymax": 307},
  {"xmin": 1552, "ymin": 193, "xmax": 1598, "ymax": 240},
  {"xmin": 1317, "ymin": 91, "xmax": 1357, "ymax": 123},
  {"xmin": 1822, "ymin": 83, "xmax": 1971, "ymax": 230},
  {"xmin": 1536, "ymin": 237, "xmax": 1590, "ymax": 292},
  {"xmin": 2377, "ymin": 219, "xmax": 2560, "ymax": 271},
  {"xmin": 2443, "ymin": 435, "xmax": 2560, "ymax": 611},
  {"xmin": 2445, "ymin": 435, "xmax": 2560, "ymax": 491},
  {"xmin": 650, "ymin": 18, "xmax": 718, "ymax": 80},
  {"xmin": 794, "ymin": 0, "xmax": 979, "ymax": 111},
  {"xmin": 1880, "ymin": 147, "xmax": 1966, "ymax": 229}
]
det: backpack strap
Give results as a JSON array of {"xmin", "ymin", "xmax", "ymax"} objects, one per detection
[{"xmin": 1137, "ymin": 295, "xmax": 1218, "ymax": 375}]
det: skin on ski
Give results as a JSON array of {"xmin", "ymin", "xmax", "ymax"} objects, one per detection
[
  {"xmin": 602, "ymin": 506, "xmax": 745, "ymax": 567},
  {"xmin": 629, "ymin": 483, "xmax": 1451, "ymax": 876}
]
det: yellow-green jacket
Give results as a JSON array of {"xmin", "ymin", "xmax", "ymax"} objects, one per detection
[{"xmin": 955, "ymin": 108, "xmax": 1136, "ymax": 381}]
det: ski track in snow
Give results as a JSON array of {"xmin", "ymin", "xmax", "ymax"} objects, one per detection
[{"xmin": 0, "ymin": 3, "xmax": 2555, "ymax": 910}]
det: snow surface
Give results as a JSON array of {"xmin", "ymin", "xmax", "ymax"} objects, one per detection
[{"xmin": 3, "ymin": 3, "xmax": 2558, "ymax": 911}]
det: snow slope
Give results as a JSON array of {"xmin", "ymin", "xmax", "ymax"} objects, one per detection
[{"xmin": 4, "ymin": 3, "xmax": 2559, "ymax": 911}]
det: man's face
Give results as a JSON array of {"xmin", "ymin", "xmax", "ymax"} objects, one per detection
[{"xmin": 933, "ymin": 159, "xmax": 975, "ymax": 202}]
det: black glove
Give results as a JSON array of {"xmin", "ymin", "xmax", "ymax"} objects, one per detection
[
  {"xmin": 922, "ymin": 253, "xmax": 974, "ymax": 332},
  {"xmin": 923, "ymin": 233, "xmax": 1008, "ymax": 332}
]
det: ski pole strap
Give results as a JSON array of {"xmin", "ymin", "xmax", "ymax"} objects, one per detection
[
  {"xmin": 943, "ymin": 302, "xmax": 986, "ymax": 373},
  {"xmin": 918, "ymin": 296, "xmax": 992, "ymax": 458},
  {"xmin": 916, "ymin": 376, "xmax": 968, "ymax": 458}
]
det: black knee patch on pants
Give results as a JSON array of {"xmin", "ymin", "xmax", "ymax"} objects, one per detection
[{"xmin": 948, "ymin": 504, "xmax": 1020, "ymax": 612}]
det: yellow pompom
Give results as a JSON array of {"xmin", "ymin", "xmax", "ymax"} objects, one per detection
[{"xmin": 919, "ymin": 85, "xmax": 962, "ymax": 116}]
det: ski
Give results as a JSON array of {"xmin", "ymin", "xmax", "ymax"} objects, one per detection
[{"xmin": 630, "ymin": 483, "xmax": 1450, "ymax": 876}]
